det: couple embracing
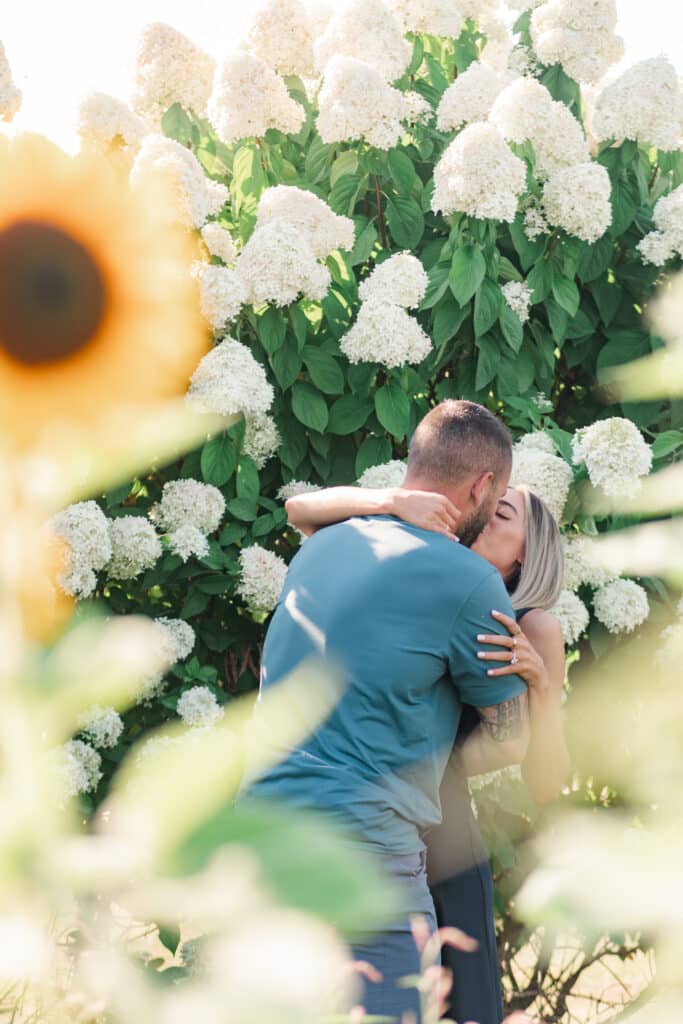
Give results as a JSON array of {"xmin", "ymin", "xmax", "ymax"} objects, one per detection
[{"xmin": 245, "ymin": 400, "xmax": 569, "ymax": 1023}]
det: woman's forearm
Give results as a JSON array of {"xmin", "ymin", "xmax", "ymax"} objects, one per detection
[
  {"xmin": 285, "ymin": 487, "xmax": 397, "ymax": 534},
  {"xmin": 522, "ymin": 690, "xmax": 571, "ymax": 804}
]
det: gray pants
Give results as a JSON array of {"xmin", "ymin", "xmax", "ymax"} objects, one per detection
[{"xmin": 348, "ymin": 850, "xmax": 437, "ymax": 1022}]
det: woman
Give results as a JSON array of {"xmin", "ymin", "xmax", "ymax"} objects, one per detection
[{"xmin": 285, "ymin": 479, "xmax": 569, "ymax": 1023}]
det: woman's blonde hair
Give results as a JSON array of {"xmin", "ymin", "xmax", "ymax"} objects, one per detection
[{"xmin": 507, "ymin": 484, "xmax": 564, "ymax": 612}]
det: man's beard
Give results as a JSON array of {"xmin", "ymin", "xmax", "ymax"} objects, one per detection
[{"xmin": 458, "ymin": 498, "xmax": 496, "ymax": 549}]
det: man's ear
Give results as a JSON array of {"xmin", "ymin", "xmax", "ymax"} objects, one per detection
[{"xmin": 471, "ymin": 470, "xmax": 494, "ymax": 506}]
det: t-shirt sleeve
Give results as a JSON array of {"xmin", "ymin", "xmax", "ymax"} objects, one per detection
[{"xmin": 447, "ymin": 569, "xmax": 528, "ymax": 708}]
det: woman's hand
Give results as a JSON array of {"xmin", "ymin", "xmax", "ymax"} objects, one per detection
[
  {"xmin": 391, "ymin": 489, "xmax": 460, "ymax": 539},
  {"xmin": 476, "ymin": 609, "xmax": 550, "ymax": 695}
]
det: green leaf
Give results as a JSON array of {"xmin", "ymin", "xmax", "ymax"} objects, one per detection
[
  {"xmin": 328, "ymin": 174, "xmax": 363, "ymax": 216},
  {"xmin": 330, "ymin": 150, "xmax": 359, "ymax": 187},
  {"xmin": 449, "ymin": 245, "xmax": 486, "ymax": 307},
  {"xmin": 577, "ymin": 235, "xmax": 613, "ymax": 284},
  {"xmin": 433, "ymin": 295, "xmax": 469, "ymax": 347},
  {"xmin": 375, "ymin": 382, "xmax": 411, "ymax": 438},
  {"xmin": 420, "ymin": 263, "xmax": 450, "ymax": 310},
  {"xmin": 497, "ymin": 256, "xmax": 523, "ymax": 283},
  {"xmin": 219, "ymin": 522, "xmax": 246, "ymax": 546},
  {"xmin": 385, "ymin": 196, "xmax": 425, "ymax": 248},
  {"xmin": 304, "ymin": 136, "xmax": 332, "ymax": 183},
  {"xmin": 180, "ymin": 588, "xmax": 211, "ymax": 618},
  {"xmin": 610, "ymin": 176, "xmax": 639, "ymax": 235},
  {"xmin": 289, "ymin": 305, "xmax": 309, "ymax": 349},
  {"xmin": 252, "ymin": 513, "xmax": 276, "ymax": 538},
  {"xmin": 303, "ymin": 347, "xmax": 345, "ymax": 394},
  {"xmin": 270, "ymin": 338, "xmax": 302, "ymax": 391},
  {"xmin": 157, "ymin": 924, "xmax": 181, "ymax": 956},
  {"xmin": 545, "ymin": 295, "xmax": 569, "ymax": 344},
  {"xmin": 327, "ymin": 394, "xmax": 373, "ymax": 435},
  {"xmin": 474, "ymin": 277, "xmax": 502, "ymax": 337},
  {"xmin": 499, "ymin": 303, "xmax": 524, "ymax": 352},
  {"xmin": 590, "ymin": 279, "xmax": 622, "ymax": 327},
  {"xmin": 236, "ymin": 457, "xmax": 260, "ymax": 503},
  {"xmin": 161, "ymin": 103, "xmax": 192, "ymax": 145},
  {"xmin": 551, "ymin": 275, "xmax": 580, "ymax": 317},
  {"xmin": 350, "ymin": 219, "xmax": 378, "ymax": 266},
  {"xmin": 355, "ymin": 436, "xmax": 393, "ymax": 477},
  {"xmin": 200, "ymin": 434, "xmax": 237, "ymax": 487},
  {"xmin": 258, "ymin": 307, "xmax": 286, "ymax": 354},
  {"xmin": 195, "ymin": 574, "xmax": 234, "ymax": 595},
  {"xmin": 652, "ymin": 430, "xmax": 683, "ymax": 459},
  {"xmin": 388, "ymin": 149, "xmax": 418, "ymax": 196},
  {"xmin": 474, "ymin": 334, "xmax": 501, "ymax": 390},
  {"xmin": 291, "ymin": 381, "xmax": 329, "ymax": 432},
  {"xmin": 527, "ymin": 260, "xmax": 553, "ymax": 303},
  {"xmin": 596, "ymin": 330, "xmax": 650, "ymax": 375},
  {"xmin": 509, "ymin": 216, "xmax": 546, "ymax": 271},
  {"xmin": 226, "ymin": 498, "xmax": 258, "ymax": 521}
]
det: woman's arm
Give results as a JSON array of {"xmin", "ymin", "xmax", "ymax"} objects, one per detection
[
  {"xmin": 517, "ymin": 609, "xmax": 571, "ymax": 804},
  {"xmin": 462, "ymin": 609, "xmax": 571, "ymax": 803},
  {"xmin": 285, "ymin": 486, "xmax": 460, "ymax": 538}
]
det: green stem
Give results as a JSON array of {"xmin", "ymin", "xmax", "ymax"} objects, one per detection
[{"xmin": 374, "ymin": 175, "xmax": 388, "ymax": 249}]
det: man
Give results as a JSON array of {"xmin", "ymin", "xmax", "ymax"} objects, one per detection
[{"xmin": 245, "ymin": 400, "xmax": 529, "ymax": 1019}]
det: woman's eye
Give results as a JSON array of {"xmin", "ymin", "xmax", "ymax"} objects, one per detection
[{"xmin": 495, "ymin": 513, "xmax": 509, "ymax": 521}]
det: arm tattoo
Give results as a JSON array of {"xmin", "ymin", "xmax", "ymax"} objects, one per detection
[{"xmin": 481, "ymin": 696, "xmax": 525, "ymax": 742}]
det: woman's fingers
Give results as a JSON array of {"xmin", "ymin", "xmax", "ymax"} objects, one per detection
[
  {"xmin": 491, "ymin": 609, "xmax": 518, "ymax": 633},
  {"xmin": 477, "ymin": 650, "xmax": 515, "ymax": 661},
  {"xmin": 485, "ymin": 664, "xmax": 519, "ymax": 677},
  {"xmin": 476, "ymin": 633, "xmax": 515, "ymax": 647}
]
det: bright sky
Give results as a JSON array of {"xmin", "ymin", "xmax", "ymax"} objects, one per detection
[{"xmin": 3, "ymin": 0, "xmax": 683, "ymax": 153}]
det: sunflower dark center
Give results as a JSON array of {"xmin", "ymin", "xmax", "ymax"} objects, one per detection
[{"xmin": 0, "ymin": 220, "xmax": 106, "ymax": 366}]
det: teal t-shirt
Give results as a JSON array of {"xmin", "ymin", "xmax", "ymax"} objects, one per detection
[{"xmin": 247, "ymin": 515, "xmax": 527, "ymax": 855}]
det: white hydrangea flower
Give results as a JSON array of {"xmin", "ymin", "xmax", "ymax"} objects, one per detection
[
  {"xmin": 58, "ymin": 740, "xmax": 102, "ymax": 797},
  {"xmin": 317, "ymin": 57, "xmax": 407, "ymax": 151},
  {"xmin": 130, "ymin": 135, "xmax": 229, "ymax": 230},
  {"xmin": 542, "ymin": 162, "xmax": 612, "ymax": 243},
  {"xmin": 478, "ymin": 10, "xmax": 515, "ymax": 73},
  {"xmin": 358, "ymin": 253, "xmax": 428, "ymax": 309},
  {"xmin": 77, "ymin": 92, "xmax": 147, "ymax": 154},
  {"xmin": 507, "ymin": 0, "xmax": 545, "ymax": 9},
  {"xmin": 657, "ymin": 621, "xmax": 683, "ymax": 667},
  {"xmin": 241, "ymin": 0, "xmax": 316, "ymax": 77},
  {"xmin": 550, "ymin": 589, "xmax": 590, "ymax": 646},
  {"xmin": 562, "ymin": 534, "xmax": 619, "ymax": 591},
  {"xmin": 591, "ymin": 57, "xmax": 683, "ymax": 152},
  {"xmin": 132, "ymin": 22, "xmax": 215, "ymax": 128},
  {"xmin": 155, "ymin": 616, "xmax": 196, "ymax": 662},
  {"xmin": 502, "ymin": 280, "xmax": 532, "ymax": 323},
  {"xmin": 523, "ymin": 203, "xmax": 549, "ymax": 241},
  {"xmin": 388, "ymin": 0, "xmax": 462, "ymax": 37},
  {"xmin": 243, "ymin": 413, "xmax": 281, "ymax": 469},
  {"xmin": 638, "ymin": 185, "xmax": 683, "ymax": 267},
  {"xmin": 201, "ymin": 223, "xmax": 237, "ymax": 265},
  {"xmin": 193, "ymin": 262, "xmax": 247, "ymax": 331},
  {"xmin": 458, "ymin": 0, "xmax": 500, "ymax": 18},
  {"xmin": 237, "ymin": 545, "xmax": 288, "ymax": 615},
  {"xmin": 237, "ymin": 220, "xmax": 331, "ymax": 307},
  {"xmin": 277, "ymin": 480, "xmax": 322, "ymax": 500},
  {"xmin": 358, "ymin": 460, "xmax": 407, "ymax": 489},
  {"xmin": 168, "ymin": 525, "xmax": 210, "ymax": 563},
  {"xmin": 106, "ymin": 516, "xmax": 162, "ymax": 580},
  {"xmin": 572, "ymin": 418, "xmax": 652, "ymax": 498},
  {"xmin": 208, "ymin": 53, "xmax": 305, "ymax": 144},
  {"xmin": 177, "ymin": 685, "xmax": 225, "ymax": 727},
  {"xmin": 51, "ymin": 501, "xmax": 112, "ymax": 599},
  {"xmin": 510, "ymin": 446, "xmax": 574, "ymax": 521},
  {"xmin": 530, "ymin": 0, "xmax": 623, "ymax": 84},
  {"xmin": 154, "ymin": 479, "xmax": 226, "ymax": 536},
  {"xmin": 593, "ymin": 579, "xmax": 649, "ymax": 634},
  {"xmin": 403, "ymin": 91, "xmax": 433, "ymax": 126},
  {"xmin": 432, "ymin": 123, "xmax": 526, "ymax": 222},
  {"xmin": 436, "ymin": 62, "xmax": 506, "ymax": 133},
  {"xmin": 0, "ymin": 42, "xmax": 21, "ymax": 122},
  {"xmin": 314, "ymin": 0, "xmax": 411, "ymax": 82},
  {"xmin": 515, "ymin": 431, "xmax": 556, "ymax": 455},
  {"xmin": 489, "ymin": 77, "xmax": 590, "ymax": 179},
  {"xmin": 77, "ymin": 705, "xmax": 124, "ymax": 749},
  {"xmin": 187, "ymin": 338, "xmax": 274, "ymax": 418},
  {"xmin": 340, "ymin": 299, "xmax": 432, "ymax": 368},
  {"xmin": 256, "ymin": 186, "xmax": 355, "ymax": 259}
]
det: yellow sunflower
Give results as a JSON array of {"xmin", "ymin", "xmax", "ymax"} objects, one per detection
[{"xmin": 0, "ymin": 133, "xmax": 209, "ymax": 448}]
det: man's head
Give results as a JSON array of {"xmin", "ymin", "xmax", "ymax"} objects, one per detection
[{"xmin": 405, "ymin": 400, "xmax": 513, "ymax": 547}]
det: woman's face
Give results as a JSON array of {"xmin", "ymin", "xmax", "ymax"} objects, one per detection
[{"xmin": 471, "ymin": 487, "xmax": 526, "ymax": 582}]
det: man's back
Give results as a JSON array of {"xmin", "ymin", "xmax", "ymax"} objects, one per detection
[{"xmin": 248, "ymin": 514, "xmax": 525, "ymax": 855}]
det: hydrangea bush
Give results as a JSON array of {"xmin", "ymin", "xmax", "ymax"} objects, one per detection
[{"xmin": 53, "ymin": 2, "xmax": 683, "ymax": 1014}]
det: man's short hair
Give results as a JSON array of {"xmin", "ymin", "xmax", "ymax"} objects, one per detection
[{"xmin": 406, "ymin": 400, "xmax": 512, "ymax": 486}]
